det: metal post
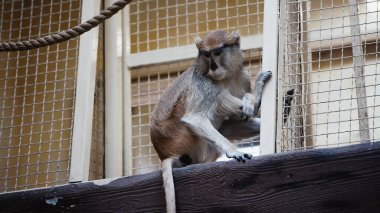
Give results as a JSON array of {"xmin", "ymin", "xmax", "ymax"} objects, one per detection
[{"xmin": 260, "ymin": 0, "xmax": 280, "ymax": 155}]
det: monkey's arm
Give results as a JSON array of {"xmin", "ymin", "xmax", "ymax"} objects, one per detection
[
  {"xmin": 236, "ymin": 71, "xmax": 272, "ymax": 121},
  {"xmin": 181, "ymin": 114, "xmax": 252, "ymax": 161},
  {"xmin": 252, "ymin": 71, "xmax": 272, "ymax": 116},
  {"xmin": 218, "ymin": 91, "xmax": 255, "ymax": 121},
  {"xmin": 219, "ymin": 118, "xmax": 260, "ymax": 141},
  {"xmin": 218, "ymin": 91, "xmax": 243, "ymax": 115}
]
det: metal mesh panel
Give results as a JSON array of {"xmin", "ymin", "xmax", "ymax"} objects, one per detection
[
  {"xmin": 278, "ymin": 0, "xmax": 380, "ymax": 152},
  {"xmin": 129, "ymin": 0, "xmax": 264, "ymax": 53},
  {"xmin": 0, "ymin": 0, "xmax": 81, "ymax": 192},
  {"xmin": 130, "ymin": 49, "xmax": 262, "ymax": 175}
]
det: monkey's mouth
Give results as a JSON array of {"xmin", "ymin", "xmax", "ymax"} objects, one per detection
[{"xmin": 208, "ymin": 69, "xmax": 225, "ymax": 80}]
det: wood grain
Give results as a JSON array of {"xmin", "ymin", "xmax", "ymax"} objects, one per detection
[
  {"xmin": 348, "ymin": 0, "xmax": 370, "ymax": 143},
  {"xmin": 1, "ymin": 142, "xmax": 380, "ymax": 213}
]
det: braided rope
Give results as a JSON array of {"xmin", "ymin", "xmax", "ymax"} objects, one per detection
[{"xmin": 0, "ymin": 0, "xmax": 132, "ymax": 52}]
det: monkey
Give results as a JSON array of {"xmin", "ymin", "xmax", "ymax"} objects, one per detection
[{"xmin": 150, "ymin": 30, "xmax": 273, "ymax": 213}]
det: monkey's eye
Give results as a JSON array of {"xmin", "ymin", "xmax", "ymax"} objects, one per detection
[
  {"xmin": 211, "ymin": 48, "xmax": 223, "ymax": 57},
  {"xmin": 199, "ymin": 51, "xmax": 210, "ymax": 58},
  {"xmin": 213, "ymin": 51, "xmax": 222, "ymax": 57}
]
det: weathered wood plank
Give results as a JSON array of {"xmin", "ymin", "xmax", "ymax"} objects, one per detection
[
  {"xmin": 1, "ymin": 142, "xmax": 380, "ymax": 213},
  {"xmin": 348, "ymin": 0, "xmax": 370, "ymax": 142}
]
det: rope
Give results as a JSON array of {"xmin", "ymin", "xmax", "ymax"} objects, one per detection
[{"xmin": 0, "ymin": 0, "xmax": 132, "ymax": 52}]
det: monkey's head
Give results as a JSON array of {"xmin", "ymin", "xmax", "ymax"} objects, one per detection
[{"xmin": 195, "ymin": 30, "xmax": 244, "ymax": 81}]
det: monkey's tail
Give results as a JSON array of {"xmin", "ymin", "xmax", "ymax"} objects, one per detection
[{"xmin": 161, "ymin": 158, "xmax": 176, "ymax": 213}]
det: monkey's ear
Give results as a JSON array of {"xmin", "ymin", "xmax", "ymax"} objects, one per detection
[
  {"xmin": 230, "ymin": 31, "xmax": 240, "ymax": 46},
  {"xmin": 194, "ymin": 35, "xmax": 203, "ymax": 50}
]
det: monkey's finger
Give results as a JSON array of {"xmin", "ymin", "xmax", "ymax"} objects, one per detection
[{"xmin": 252, "ymin": 108, "xmax": 258, "ymax": 117}]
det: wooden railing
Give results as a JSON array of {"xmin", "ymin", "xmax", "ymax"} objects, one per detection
[{"xmin": 1, "ymin": 142, "xmax": 380, "ymax": 212}]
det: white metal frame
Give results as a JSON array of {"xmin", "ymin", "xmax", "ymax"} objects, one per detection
[
  {"xmin": 126, "ymin": 35, "xmax": 263, "ymax": 68},
  {"xmin": 104, "ymin": 0, "xmax": 124, "ymax": 178},
  {"xmin": 122, "ymin": 4, "xmax": 133, "ymax": 177},
  {"xmin": 260, "ymin": 0, "xmax": 280, "ymax": 155},
  {"xmin": 69, "ymin": 0, "xmax": 101, "ymax": 183}
]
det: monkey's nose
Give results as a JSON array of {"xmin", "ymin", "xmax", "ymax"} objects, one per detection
[{"xmin": 210, "ymin": 61, "xmax": 218, "ymax": 71}]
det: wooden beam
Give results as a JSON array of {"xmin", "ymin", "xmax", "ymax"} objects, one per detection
[
  {"xmin": 2, "ymin": 142, "xmax": 380, "ymax": 212},
  {"xmin": 348, "ymin": 0, "xmax": 370, "ymax": 143},
  {"xmin": 276, "ymin": 0, "xmax": 287, "ymax": 152},
  {"xmin": 280, "ymin": 0, "xmax": 305, "ymax": 150},
  {"xmin": 300, "ymin": 1, "xmax": 314, "ymax": 148}
]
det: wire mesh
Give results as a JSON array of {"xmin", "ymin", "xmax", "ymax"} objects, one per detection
[
  {"xmin": 129, "ymin": 0, "xmax": 264, "ymax": 53},
  {"xmin": 277, "ymin": 0, "xmax": 380, "ymax": 152},
  {"xmin": 0, "ymin": 0, "xmax": 82, "ymax": 192}
]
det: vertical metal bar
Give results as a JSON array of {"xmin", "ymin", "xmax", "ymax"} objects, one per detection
[
  {"xmin": 260, "ymin": 0, "xmax": 280, "ymax": 155},
  {"xmin": 105, "ymin": 0, "xmax": 124, "ymax": 178},
  {"xmin": 69, "ymin": 0, "xmax": 101, "ymax": 183},
  {"xmin": 348, "ymin": 0, "xmax": 370, "ymax": 143},
  {"xmin": 122, "ymin": 4, "xmax": 133, "ymax": 176}
]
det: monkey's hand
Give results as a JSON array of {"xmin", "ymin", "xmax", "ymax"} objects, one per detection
[
  {"xmin": 252, "ymin": 71, "xmax": 272, "ymax": 116},
  {"xmin": 240, "ymin": 93, "xmax": 255, "ymax": 121},
  {"xmin": 226, "ymin": 151, "xmax": 252, "ymax": 162}
]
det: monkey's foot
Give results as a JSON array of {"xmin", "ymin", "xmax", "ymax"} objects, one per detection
[{"xmin": 226, "ymin": 151, "xmax": 252, "ymax": 162}]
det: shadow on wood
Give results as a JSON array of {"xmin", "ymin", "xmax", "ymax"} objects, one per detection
[{"xmin": 1, "ymin": 142, "xmax": 380, "ymax": 213}]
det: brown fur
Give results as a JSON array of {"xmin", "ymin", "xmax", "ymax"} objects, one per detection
[{"xmin": 150, "ymin": 69, "xmax": 202, "ymax": 161}]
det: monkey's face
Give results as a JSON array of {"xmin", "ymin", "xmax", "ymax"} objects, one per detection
[
  {"xmin": 195, "ymin": 30, "xmax": 243, "ymax": 81},
  {"xmin": 198, "ymin": 45, "xmax": 243, "ymax": 81}
]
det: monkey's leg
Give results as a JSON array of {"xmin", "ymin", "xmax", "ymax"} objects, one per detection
[
  {"xmin": 219, "ymin": 118, "xmax": 260, "ymax": 141},
  {"xmin": 218, "ymin": 91, "xmax": 243, "ymax": 114},
  {"xmin": 252, "ymin": 71, "xmax": 272, "ymax": 116},
  {"xmin": 182, "ymin": 114, "xmax": 252, "ymax": 161},
  {"xmin": 218, "ymin": 92, "xmax": 255, "ymax": 122}
]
